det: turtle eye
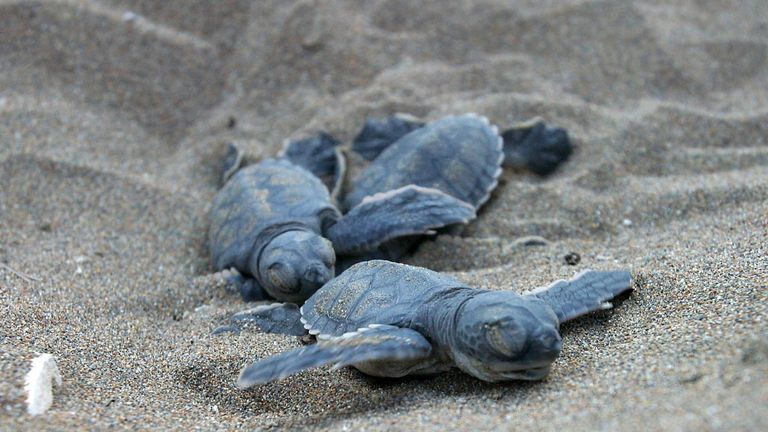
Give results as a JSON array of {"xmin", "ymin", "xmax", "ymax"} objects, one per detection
[
  {"xmin": 267, "ymin": 262, "xmax": 298, "ymax": 293},
  {"xmin": 268, "ymin": 262, "xmax": 284, "ymax": 273},
  {"xmin": 484, "ymin": 320, "xmax": 526, "ymax": 358}
]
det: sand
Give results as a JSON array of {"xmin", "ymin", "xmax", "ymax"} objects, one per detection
[{"xmin": 1, "ymin": 0, "xmax": 766, "ymax": 430}]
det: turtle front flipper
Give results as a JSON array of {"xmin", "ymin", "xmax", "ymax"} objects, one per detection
[
  {"xmin": 325, "ymin": 185, "xmax": 476, "ymax": 255},
  {"xmin": 220, "ymin": 142, "xmax": 245, "ymax": 185},
  {"xmin": 212, "ymin": 303, "xmax": 306, "ymax": 336},
  {"xmin": 281, "ymin": 132, "xmax": 346, "ymax": 198},
  {"xmin": 237, "ymin": 325, "xmax": 432, "ymax": 388},
  {"xmin": 526, "ymin": 270, "xmax": 632, "ymax": 323},
  {"xmin": 351, "ymin": 115, "xmax": 425, "ymax": 161},
  {"xmin": 501, "ymin": 118, "xmax": 573, "ymax": 176},
  {"xmin": 220, "ymin": 270, "xmax": 272, "ymax": 302}
]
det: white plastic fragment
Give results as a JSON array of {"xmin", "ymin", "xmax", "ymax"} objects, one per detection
[{"xmin": 24, "ymin": 353, "xmax": 62, "ymax": 416}]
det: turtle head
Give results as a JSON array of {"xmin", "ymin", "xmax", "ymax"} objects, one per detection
[
  {"xmin": 451, "ymin": 292, "xmax": 562, "ymax": 382},
  {"xmin": 255, "ymin": 230, "xmax": 335, "ymax": 303}
]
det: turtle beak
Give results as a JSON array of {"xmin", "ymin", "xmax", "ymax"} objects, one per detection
[
  {"xmin": 501, "ymin": 365, "xmax": 552, "ymax": 381},
  {"xmin": 532, "ymin": 327, "xmax": 562, "ymax": 361},
  {"xmin": 302, "ymin": 263, "xmax": 331, "ymax": 289}
]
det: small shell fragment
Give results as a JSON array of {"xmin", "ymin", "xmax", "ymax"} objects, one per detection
[{"xmin": 24, "ymin": 353, "xmax": 62, "ymax": 416}]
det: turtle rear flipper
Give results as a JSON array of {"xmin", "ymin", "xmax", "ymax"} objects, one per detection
[
  {"xmin": 526, "ymin": 270, "xmax": 632, "ymax": 323},
  {"xmin": 281, "ymin": 133, "xmax": 346, "ymax": 198},
  {"xmin": 237, "ymin": 325, "xmax": 432, "ymax": 388},
  {"xmin": 325, "ymin": 185, "xmax": 475, "ymax": 255},
  {"xmin": 213, "ymin": 303, "xmax": 306, "ymax": 336},
  {"xmin": 221, "ymin": 142, "xmax": 245, "ymax": 185},
  {"xmin": 351, "ymin": 115, "xmax": 425, "ymax": 161},
  {"xmin": 501, "ymin": 119, "xmax": 572, "ymax": 176}
]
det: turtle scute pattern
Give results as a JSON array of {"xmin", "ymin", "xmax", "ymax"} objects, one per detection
[
  {"xmin": 344, "ymin": 114, "xmax": 504, "ymax": 210},
  {"xmin": 301, "ymin": 260, "xmax": 467, "ymax": 337}
]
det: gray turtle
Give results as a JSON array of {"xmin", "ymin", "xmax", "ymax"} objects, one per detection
[
  {"xmin": 209, "ymin": 159, "xmax": 474, "ymax": 303},
  {"xmin": 334, "ymin": 114, "xmax": 570, "ymax": 263},
  {"xmin": 209, "ymin": 113, "xmax": 502, "ymax": 303},
  {"xmin": 230, "ymin": 260, "xmax": 632, "ymax": 387},
  {"xmin": 343, "ymin": 113, "xmax": 503, "ymax": 213},
  {"xmin": 332, "ymin": 113, "xmax": 507, "ymax": 265},
  {"xmin": 350, "ymin": 114, "xmax": 573, "ymax": 180}
]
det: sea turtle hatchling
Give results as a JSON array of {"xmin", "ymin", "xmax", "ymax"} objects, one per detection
[
  {"xmin": 208, "ymin": 114, "xmax": 501, "ymax": 303},
  {"xmin": 341, "ymin": 114, "xmax": 504, "ymax": 216},
  {"xmin": 230, "ymin": 260, "xmax": 632, "ymax": 387},
  {"xmin": 350, "ymin": 114, "xmax": 573, "ymax": 179},
  {"xmin": 331, "ymin": 114, "xmax": 571, "ymax": 263}
]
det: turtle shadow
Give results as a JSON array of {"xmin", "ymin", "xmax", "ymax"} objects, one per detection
[
  {"xmin": 257, "ymin": 369, "xmax": 543, "ymax": 430},
  {"xmin": 174, "ymin": 358, "xmax": 414, "ymax": 418},
  {"xmin": 175, "ymin": 357, "xmax": 542, "ymax": 427}
]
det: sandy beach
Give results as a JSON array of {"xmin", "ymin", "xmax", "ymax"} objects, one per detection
[{"xmin": 1, "ymin": 0, "xmax": 767, "ymax": 430}]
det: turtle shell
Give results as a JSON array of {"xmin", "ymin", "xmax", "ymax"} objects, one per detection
[
  {"xmin": 208, "ymin": 159, "xmax": 340, "ymax": 274},
  {"xmin": 301, "ymin": 260, "xmax": 468, "ymax": 337},
  {"xmin": 343, "ymin": 113, "xmax": 503, "ymax": 211}
]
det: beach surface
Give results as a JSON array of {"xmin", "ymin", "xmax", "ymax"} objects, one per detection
[{"xmin": 1, "ymin": 0, "xmax": 766, "ymax": 430}]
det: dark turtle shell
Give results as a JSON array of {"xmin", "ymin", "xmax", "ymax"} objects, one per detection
[
  {"xmin": 343, "ymin": 114, "xmax": 503, "ymax": 211},
  {"xmin": 301, "ymin": 260, "xmax": 468, "ymax": 337},
  {"xmin": 208, "ymin": 159, "xmax": 340, "ymax": 274}
]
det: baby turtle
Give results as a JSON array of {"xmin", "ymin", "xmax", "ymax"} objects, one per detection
[
  {"xmin": 351, "ymin": 114, "xmax": 572, "ymax": 178},
  {"xmin": 335, "ymin": 113, "xmax": 507, "ymax": 264},
  {"xmin": 209, "ymin": 114, "xmax": 502, "ymax": 302},
  {"xmin": 230, "ymin": 260, "xmax": 632, "ymax": 387},
  {"xmin": 209, "ymin": 159, "xmax": 474, "ymax": 303},
  {"xmin": 337, "ymin": 114, "xmax": 571, "ymax": 262},
  {"xmin": 343, "ymin": 113, "xmax": 503, "ymax": 214}
]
